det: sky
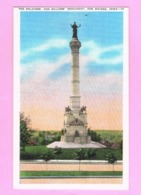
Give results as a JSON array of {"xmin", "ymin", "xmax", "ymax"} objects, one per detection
[{"xmin": 20, "ymin": 10, "xmax": 123, "ymax": 131}]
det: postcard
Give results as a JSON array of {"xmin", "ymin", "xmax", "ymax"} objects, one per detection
[
  {"xmin": 13, "ymin": 6, "xmax": 129, "ymax": 190},
  {"xmin": 0, "ymin": 0, "xmax": 141, "ymax": 195}
]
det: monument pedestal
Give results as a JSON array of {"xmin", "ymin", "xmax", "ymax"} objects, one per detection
[
  {"xmin": 61, "ymin": 135, "xmax": 91, "ymax": 144},
  {"xmin": 61, "ymin": 108, "xmax": 91, "ymax": 144},
  {"xmin": 47, "ymin": 141, "xmax": 106, "ymax": 149}
]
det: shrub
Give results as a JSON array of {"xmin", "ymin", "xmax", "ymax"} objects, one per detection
[{"xmin": 90, "ymin": 131, "xmax": 102, "ymax": 142}]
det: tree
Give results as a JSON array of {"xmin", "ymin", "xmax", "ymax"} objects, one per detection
[
  {"xmin": 20, "ymin": 112, "xmax": 31, "ymax": 150},
  {"xmin": 86, "ymin": 148, "xmax": 96, "ymax": 163},
  {"xmin": 119, "ymin": 140, "xmax": 123, "ymax": 155},
  {"xmin": 54, "ymin": 132, "xmax": 61, "ymax": 142},
  {"xmin": 42, "ymin": 150, "xmax": 54, "ymax": 171},
  {"xmin": 74, "ymin": 148, "xmax": 87, "ymax": 171},
  {"xmin": 90, "ymin": 131, "xmax": 101, "ymax": 142},
  {"xmin": 54, "ymin": 147, "xmax": 62, "ymax": 162},
  {"xmin": 107, "ymin": 153, "xmax": 117, "ymax": 171}
]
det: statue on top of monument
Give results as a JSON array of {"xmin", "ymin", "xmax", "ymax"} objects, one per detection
[{"xmin": 70, "ymin": 22, "xmax": 81, "ymax": 39}]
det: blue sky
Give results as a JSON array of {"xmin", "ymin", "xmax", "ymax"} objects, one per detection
[
  {"xmin": 20, "ymin": 10, "xmax": 123, "ymax": 130},
  {"xmin": 21, "ymin": 11, "xmax": 123, "ymax": 49},
  {"xmin": 20, "ymin": 11, "xmax": 123, "ymax": 80}
]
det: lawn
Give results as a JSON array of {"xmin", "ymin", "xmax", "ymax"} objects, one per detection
[
  {"xmin": 21, "ymin": 146, "xmax": 122, "ymax": 160},
  {"xmin": 21, "ymin": 171, "xmax": 122, "ymax": 177},
  {"xmin": 25, "ymin": 145, "xmax": 47, "ymax": 154},
  {"xmin": 95, "ymin": 130, "xmax": 123, "ymax": 142}
]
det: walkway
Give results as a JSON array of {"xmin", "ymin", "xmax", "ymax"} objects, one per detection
[
  {"xmin": 20, "ymin": 161, "xmax": 122, "ymax": 184},
  {"xmin": 20, "ymin": 178, "xmax": 122, "ymax": 184},
  {"xmin": 20, "ymin": 163, "xmax": 122, "ymax": 171}
]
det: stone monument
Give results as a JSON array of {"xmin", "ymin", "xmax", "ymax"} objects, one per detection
[
  {"xmin": 61, "ymin": 22, "xmax": 91, "ymax": 144},
  {"xmin": 47, "ymin": 22, "xmax": 106, "ymax": 148}
]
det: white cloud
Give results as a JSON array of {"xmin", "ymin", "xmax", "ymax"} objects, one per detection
[
  {"xmin": 81, "ymin": 74, "xmax": 122, "ymax": 96},
  {"xmin": 81, "ymin": 41, "xmax": 123, "ymax": 66},
  {"xmin": 21, "ymin": 39, "xmax": 123, "ymax": 86},
  {"xmin": 21, "ymin": 38, "xmax": 68, "ymax": 59},
  {"xmin": 21, "ymin": 53, "xmax": 71, "ymax": 82}
]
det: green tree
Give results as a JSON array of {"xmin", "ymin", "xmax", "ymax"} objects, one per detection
[
  {"xmin": 20, "ymin": 112, "xmax": 31, "ymax": 151},
  {"xmin": 74, "ymin": 148, "xmax": 87, "ymax": 171},
  {"xmin": 54, "ymin": 147, "xmax": 62, "ymax": 162},
  {"xmin": 107, "ymin": 153, "xmax": 117, "ymax": 171},
  {"xmin": 90, "ymin": 131, "xmax": 101, "ymax": 142},
  {"xmin": 86, "ymin": 148, "xmax": 96, "ymax": 163},
  {"xmin": 54, "ymin": 132, "xmax": 61, "ymax": 142},
  {"xmin": 119, "ymin": 140, "xmax": 123, "ymax": 154},
  {"xmin": 42, "ymin": 150, "xmax": 54, "ymax": 171}
]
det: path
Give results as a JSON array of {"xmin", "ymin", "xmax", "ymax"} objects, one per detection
[
  {"xmin": 20, "ymin": 163, "xmax": 122, "ymax": 172},
  {"xmin": 20, "ymin": 177, "xmax": 122, "ymax": 184}
]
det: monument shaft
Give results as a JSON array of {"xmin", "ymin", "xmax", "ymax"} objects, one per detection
[{"xmin": 70, "ymin": 39, "xmax": 81, "ymax": 111}]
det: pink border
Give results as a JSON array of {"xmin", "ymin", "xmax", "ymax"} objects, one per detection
[{"xmin": 0, "ymin": 0, "xmax": 141, "ymax": 194}]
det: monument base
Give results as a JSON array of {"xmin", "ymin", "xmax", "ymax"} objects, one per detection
[
  {"xmin": 47, "ymin": 141, "xmax": 106, "ymax": 149},
  {"xmin": 61, "ymin": 135, "xmax": 91, "ymax": 144}
]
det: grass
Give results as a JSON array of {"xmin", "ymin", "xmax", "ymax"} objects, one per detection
[
  {"xmin": 21, "ymin": 171, "xmax": 122, "ymax": 177},
  {"xmin": 55, "ymin": 148, "xmax": 122, "ymax": 160},
  {"xmin": 21, "ymin": 146, "xmax": 122, "ymax": 160},
  {"xmin": 95, "ymin": 130, "xmax": 123, "ymax": 143},
  {"xmin": 25, "ymin": 145, "xmax": 47, "ymax": 154}
]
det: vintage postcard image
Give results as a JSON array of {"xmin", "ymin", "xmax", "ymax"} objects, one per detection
[{"xmin": 13, "ymin": 7, "xmax": 129, "ymax": 189}]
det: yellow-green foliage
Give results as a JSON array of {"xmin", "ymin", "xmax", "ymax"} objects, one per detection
[{"xmin": 95, "ymin": 130, "xmax": 123, "ymax": 143}]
